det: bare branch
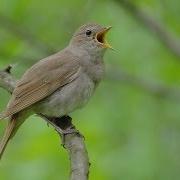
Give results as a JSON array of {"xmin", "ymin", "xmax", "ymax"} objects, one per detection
[
  {"xmin": 38, "ymin": 114, "xmax": 90, "ymax": 180},
  {"xmin": 0, "ymin": 65, "xmax": 16, "ymax": 93},
  {"xmin": 0, "ymin": 66, "xmax": 90, "ymax": 180},
  {"xmin": 116, "ymin": 0, "xmax": 180, "ymax": 59},
  {"xmin": 107, "ymin": 67, "xmax": 180, "ymax": 101}
]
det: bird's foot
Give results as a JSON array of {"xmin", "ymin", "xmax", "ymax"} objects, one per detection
[{"xmin": 37, "ymin": 113, "xmax": 79, "ymax": 146}]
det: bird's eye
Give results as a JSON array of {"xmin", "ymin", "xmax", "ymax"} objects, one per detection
[{"xmin": 86, "ymin": 30, "xmax": 92, "ymax": 36}]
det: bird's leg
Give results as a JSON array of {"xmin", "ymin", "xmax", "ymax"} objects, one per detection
[
  {"xmin": 37, "ymin": 113, "xmax": 79, "ymax": 146},
  {"xmin": 53, "ymin": 115, "xmax": 80, "ymax": 145}
]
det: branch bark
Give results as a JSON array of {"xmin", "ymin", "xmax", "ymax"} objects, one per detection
[{"xmin": 0, "ymin": 66, "xmax": 90, "ymax": 180}]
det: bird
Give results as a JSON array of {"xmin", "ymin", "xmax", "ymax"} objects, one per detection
[{"xmin": 0, "ymin": 23, "xmax": 112, "ymax": 159}]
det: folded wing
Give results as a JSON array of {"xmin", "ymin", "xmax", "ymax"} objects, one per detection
[{"xmin": 3, "ymin": 53, "xmax": 80, "ymax": 118}]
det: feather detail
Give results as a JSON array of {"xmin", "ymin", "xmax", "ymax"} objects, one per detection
[
  {"xmin": 0, "ymin": 115, "xmax": 17, "ymax": 159},
  {"xmin": 3, "ymin": 51, "xmax": 81, "ymax": 118}
]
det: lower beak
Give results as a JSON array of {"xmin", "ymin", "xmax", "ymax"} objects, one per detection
[{"xmin": 95, "ymin": 26, "xmax": 112, "ymax": 49}]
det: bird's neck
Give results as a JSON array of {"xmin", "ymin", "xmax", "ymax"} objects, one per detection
[
  {"xmin": 66, "ymin": 44, "xmax": 105, "ymax": 84},
  {"xmin": 67, "ymin": 43, "xmax": 105, "ymax": 63}
]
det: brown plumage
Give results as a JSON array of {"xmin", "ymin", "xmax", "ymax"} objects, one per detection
[
  {"xmin": 0, "ymin": 23, "xmax": 111, "ymax": 159},
  {"xmin": 3, "ymin": 54, "xmax": 80, "ymax": 118},
  {"xmin": 0, "ymin": 115, "xmax": 17, "ymax": 157},
  {"xmin": 0, "ymin": 52, "xmax": 81, "ymax": 159}
]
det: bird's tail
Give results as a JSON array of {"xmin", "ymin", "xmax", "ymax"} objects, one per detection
[
  {"xmin": 0, "ymin": 113, "xmax": 6, "ymax": 120},
  {"xmin": 0, "ymin": 114, "xmax": 17, "ymax": 159}
]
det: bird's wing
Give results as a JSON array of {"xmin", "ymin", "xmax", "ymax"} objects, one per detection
[{"xmin": 3, "ymin": 52, "xmax": 81, "ymax": 118}]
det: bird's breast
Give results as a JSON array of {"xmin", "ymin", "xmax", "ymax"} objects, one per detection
[
  {"xmin": 83, "ymin": 58, "xmax": 105, "ymax": 85},
  {"xmin": 34, "ymin": 72, "xmax": 95, "ymax": 117}
]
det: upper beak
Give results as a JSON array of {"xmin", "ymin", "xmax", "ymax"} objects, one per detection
[{"xmin": 95, "ymin": 26, "xmax": 112, "ymax": 49}]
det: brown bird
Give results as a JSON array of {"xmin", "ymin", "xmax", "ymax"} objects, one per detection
[{"xmin": 0, "ymin": 23, "xmax": 112, "ymax": 159}]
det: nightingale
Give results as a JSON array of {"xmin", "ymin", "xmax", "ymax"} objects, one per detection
[{"xmin": 0, "ymin": 23, "xmax": 112, "ymax": 159}]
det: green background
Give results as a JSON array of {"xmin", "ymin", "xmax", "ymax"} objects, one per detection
[{"xmin": 0, "ymin": 0, "xmax": 180, "ymax": 179}]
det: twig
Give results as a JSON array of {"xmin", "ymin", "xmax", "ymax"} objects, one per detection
[
  {"xmin": 0, "ymin": 65, "xmax": 16, "ymax": 93},
  {"xmin": 106, "ymin": 67, "xmax": 180, "ymax": 101},
  {"xmin": 116, "ymin": 0, "xmax": 180, "ymax": 59},
  {"xmin": 0, "ymin": 66, "xmax": 90, "ymax": 180},
  {"xmin": 38, "ymin": 114, "xmax": 90, "ymax": 180}
]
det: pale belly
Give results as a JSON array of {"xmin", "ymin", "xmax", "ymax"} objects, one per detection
[{"xmin": 34, "ymin": 73, "xmax": 95, "ymax": 117}]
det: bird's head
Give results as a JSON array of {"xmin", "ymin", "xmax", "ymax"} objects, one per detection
[{"xmin": 70, "ymin": 23, "xmax": 112, "ymax": 54}]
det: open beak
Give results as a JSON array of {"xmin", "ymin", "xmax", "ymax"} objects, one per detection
[{"xmin": 95, "ymin": 26, "xmax": 112, "ymax": 49}]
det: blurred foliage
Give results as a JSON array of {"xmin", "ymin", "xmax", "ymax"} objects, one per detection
[{"xmin": 0, "ymin": 0, "xmax": 180, "ymax": 180}]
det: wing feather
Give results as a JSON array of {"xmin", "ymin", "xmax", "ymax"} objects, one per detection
[{"xmin": 3, "ymin": 52, "xmax": 81, "ymax": 117}]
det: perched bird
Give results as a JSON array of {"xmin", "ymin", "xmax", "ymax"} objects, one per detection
[{"xmin": 0, "ymin": 23, "xmax": 112, "ymax": 159}]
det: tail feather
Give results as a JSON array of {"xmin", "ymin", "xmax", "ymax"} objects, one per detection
[
  {"xmin": 0, "ymin": 112, "xmax": 9, "ymax": 121},
  {"xmin": 0, "ymin": 113, "xmax": 5, "ymax": 120},
  {"xmin": 0, "ymin": 115, "xmax": 17, "ymax": 159}
]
